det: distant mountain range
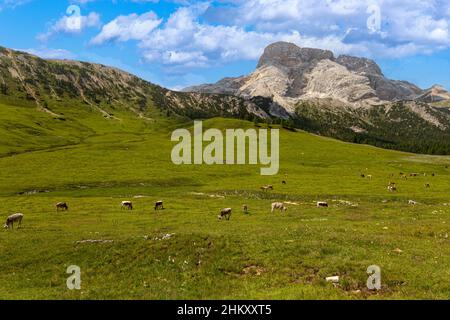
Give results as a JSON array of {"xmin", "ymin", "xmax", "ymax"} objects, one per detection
[
  {"xmin": 0, "ymin": 43, "xmax": 449, "ymax": 154},
  {"xmin": 185, "ymin": 42, "xmax": 450, "ymax": 154},
  {"xmin": 185, "ymin": 41, "xmax": 449, "ymax": 111}
]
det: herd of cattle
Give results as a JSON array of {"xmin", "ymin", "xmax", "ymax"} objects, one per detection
[
  {"xmin": 2, "ymin": 171, "xmax": 437, "ymax": 229},
  {"xmin": 3, "ymin": 197, "xmax": 329, "ymax": 228}
]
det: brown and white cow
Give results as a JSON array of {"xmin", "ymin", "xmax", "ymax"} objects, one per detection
[
  {"xmin": 154, "ymin": 201, "xmax": 164, "ymax": 211},
  {"xmin": 218, "ymin": 208, "xmax": 232, "ymax": 220},
  {"xmin": 260, "ymin": 185, "xmax": 274, "ymax": 192},
  {"xmin": 388, "ymin": 185, "xmax": 397, "ymax": 192},
  {"xmin": 317, "ymin": 201, "xmax": 328, "ymax": 208},
  {"xmin": 56, "ymin": 202, "xmax": 68, "ymax": 212},
  {"xmin": 121, "ymin": 201, "xmax": 133, "ymax": 210}
]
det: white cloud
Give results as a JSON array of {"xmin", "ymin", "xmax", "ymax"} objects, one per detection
[
  {"xmin": 87, "ymin": 0, "xmax": 450, "ymax": 70},
  {"xmin": 37, "ymin": 12, "xmax": 101, "ymax": 41},
  {"xmin": 136, "ymin": 5, "xmax": 307, "ymax": 67},
  {"xmin": 136, "ymin": 4, "xmax": 381, "ymax": 68},
  {"xmin": 70, "ymin": 0, "xmax": 97, "ymax": 3},
  {"xmin": 90, "ymin": 11, "xmax": 162, "ymax": 45},
  {"xmin": 0, "ymin": 0, "xmax": 31, "ymax": 11},
  {"xmin": 224, "ymin": 0, "xmax": 450, "ymax": 48},
  {"xmin": 20, "ymin": 47, "xmax": 76, "ymax": 60}
]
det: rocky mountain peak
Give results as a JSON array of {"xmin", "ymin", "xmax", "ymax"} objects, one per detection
[
  {"xmin": 257, "ymin": 41, "xmax": 334, "ymax": 69},
  {"xmin": 336, "ymin": 55, "xmax": 383, "ymax": 76},
  {"xmin": 185, "ymin": 42, "xmax": 450, "ymax": 120},
  {"xmin": 416, "ymin": 84, "xmax": 450, "ymax": 103},
  {"xmin": 429, "ymin": 84, "xmax": 448, "ymax": 92}
]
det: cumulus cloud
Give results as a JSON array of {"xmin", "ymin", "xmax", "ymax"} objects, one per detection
[
  {"xmin": 88, "ymin": 0, "xmax": 450, "ymax": 70},
  {"xmin": 37, "ymin": 12, "xmax": 101, "ymax": 41},
  {"xmin": 90, "ymin": 11, "xmax": 162, "ymax": 45}
]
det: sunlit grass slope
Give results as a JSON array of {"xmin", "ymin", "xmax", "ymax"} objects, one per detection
[{"xmin": 0, "ymin": 102, "xmax": 449, "ymax": 299}]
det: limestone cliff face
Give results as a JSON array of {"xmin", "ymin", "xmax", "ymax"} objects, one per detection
[
  {"xmin": 185, "ymin": 41, "xmax": 440, "ymax": 107},
  {"xmin": 184, "ymin": 41, "xmax": 449, "ymax": 129},
  {"xmin": 336, "ymin": 55, "xmax": 422, "ymax": 101}
]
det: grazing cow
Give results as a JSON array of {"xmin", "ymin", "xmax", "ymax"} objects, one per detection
[
  {"xmin": 360, "ymin": 174, "xmax": 365, "ymax": 178},
  {"xmin": 271, "ymin": 202, "xmax": 287, "ymax": 213},
  {"xmin": 218, "ymin": 208, "xmax": 232, "ymax": 220},
  {"xmin": 260, "ymin": 185, "xmax": 274, "ymax": 191},
  {"xmin": 242, "ymin": 205, "xmax": 248, "ymax": 214},
  {"xmin": 408, "ymin": 200, "xmax": 418, "ymax": 205},
  {"xmin": 388, "ymin": 185, "xmax": 397, "ymax": 192},
  {"xmin": 431, "ymin": 173, "xmax": 435, "ymax": 177},
  {"xmin": 282, "ymin": 180, "xmax": 287, "ymax": 185},
  {"xmin": 56, "ymin": 202, "xmax": 68, "ymax": 212},
  {"xmin": 367, "ymin": 175, "xmax": 372, "ymax": 180},
  {"xmin": 410, "ymin": 173, "xmax": 418, "ymax": 177},
  {"xmin": 154, "ymin": 201, "xmax": 164, "ymax": 211},
  {"xmin": 4, "ymin": 213, "xmax": 23, "ymax": 229},
  {"xmin": 425, "ymin": 183, "xmax": 430, "ymax": 188},
  {"xmin": 121, "ymin": 201, "xmax": 133, "ymax": 210},
  {"xmin": 317, "ymin": 201, "xmax": 328, "ymax": 208}
]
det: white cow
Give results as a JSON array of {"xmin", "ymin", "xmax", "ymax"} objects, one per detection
[
  {"xmin": 271, "ymin": 202, "xmax": 287, "ymax": 213},
  {"xmin": 4, "ymin": 213, "xmax": 24, "ymax": 229}
]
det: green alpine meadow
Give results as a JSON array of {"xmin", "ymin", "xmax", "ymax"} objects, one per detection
[{"xmin": 0, "ymin": 47, "xmax": 449, "ymax": 300}]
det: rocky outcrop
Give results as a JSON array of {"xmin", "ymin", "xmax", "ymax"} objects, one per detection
[
  {"xmin": 416, "ymin": 85, "xmax": 450, "ymax": 103},
  {"xmin": 185, "ymin": 41, "xmax": 431, "ymax": 107},
  {"xmin": 257, "ymin": 42, "xmax": 334, "ymax": 69},
  {"xmin": 184, "ymin": 41, "xmax": 449, "ymax": 130},
  {"xmin": 336, "ymin": 55, "xmax": 383, "ymax": 76},
  {"xmin": 336, "ymin": 55, "xmax": 422, "ymax": 101}
]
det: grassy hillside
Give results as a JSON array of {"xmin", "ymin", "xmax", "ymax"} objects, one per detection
[
  {"xmin": 0, "ymin": 96, "xmax": 449, "ymax": 299},
  {"xmin": 1, "ymin": 46, "xmax": 450, "ymax": 157}
]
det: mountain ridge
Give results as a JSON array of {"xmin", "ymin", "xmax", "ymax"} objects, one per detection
[
  {"xmin": 1, "ymin": 44, "xmax": 449, "ymax": 155},
  {"xmin": 184, "ymin": 41, "xmax": 429, "ymax": 107},
  {"xmin": 0, "ymin": 46, "xmax": 272, "ymax": 121},
  {"xmin": 183, "ymin": 41, "xmax": 450, "ymax": 154}
]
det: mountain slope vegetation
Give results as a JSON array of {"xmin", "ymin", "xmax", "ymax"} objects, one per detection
[{"xmin": 0, "ymin": 46, "xmax": 449, "ymax": 299}]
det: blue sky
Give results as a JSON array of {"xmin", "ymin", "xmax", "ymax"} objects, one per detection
[{"xmin": 0, "ymin": 0, "xmax": 449, "ymax": 90}]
